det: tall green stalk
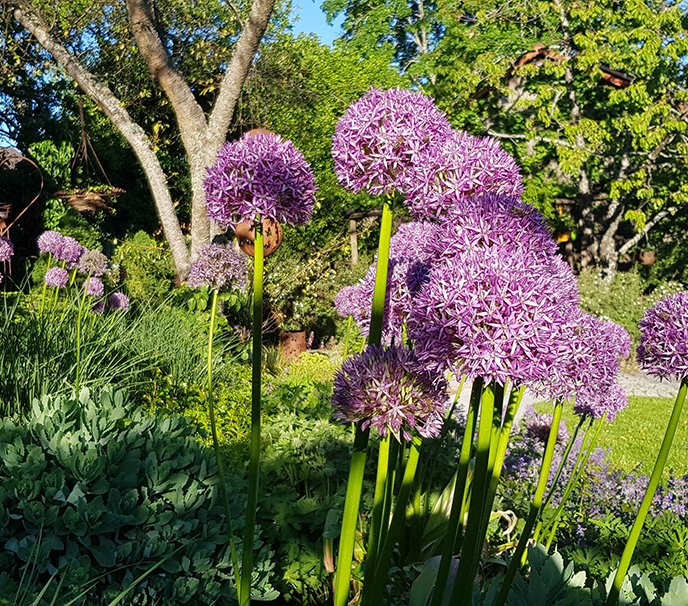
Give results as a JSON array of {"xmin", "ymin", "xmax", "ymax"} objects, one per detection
[
  {"xmin": 606, "ymin": 378, "xmax": 688, "ymax": 606},
  {"xmin": 40, "ymin": 253, "xmax": 53, "ymax": 314},
  {"xmin": 74, "ymin": 275, "xmax": 90, "ymax": 393},
  {"xmin": 240, "ymin": 220, "xmax": 265, "ymax": 606},
  {"xmin": 206, "ymin": 289, "xmax": 241, "ymax": 596},
  {"xmin": 494, "ymin": 401, "xmax": 564, "ymax": 606},
  {"xmin": 450, "ymin": 382, "xmax": 496, "ymax": 606},
  {"xmin": 343, "ymin": 314, "xmax": 353, "ymax": 359},
  {"xmin": 431, "ymin": 378, "xmax": 482, "ymax": 606},
  {"xmin": 365, "ymin": 432, "xmax": 392, "ymax": 586},
  {"xmin": 333, "ymin": 199, "xmax": 394, "ymax": 606}
]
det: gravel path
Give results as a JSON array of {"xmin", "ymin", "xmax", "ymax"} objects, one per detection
[{"xmin": 448, "ymin": 371, "xmax": 680, "ymax": 426}]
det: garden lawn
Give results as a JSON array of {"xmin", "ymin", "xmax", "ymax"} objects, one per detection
[{"xmin": 534, "ymin": 396, "xmax": 688, "ymax": 476}]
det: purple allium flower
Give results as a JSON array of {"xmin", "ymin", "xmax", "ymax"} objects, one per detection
[
  {"xmin": 331, "ymin": 344, "xmax": 448, "ymax": 440},
  {"xmin": 0, "ymin": 236, "xmax": 13, "ymax": 263},
  {"xmin": 408, "ymin": 240, "xmax": 578, "ymax": 387},
  {"xmin": 186, "ymin": 243, "xmax": 248, "ymax": 291},
  {"xmin": 90, "ymin": 300, "xmax": 106, "ymax": 314},
  {"xmin": 334, "ymin": 222, "xmax": 436, "ymax": 345},
  {"xmin": 60, "ymin": 236, "xmax": 86, "ymax": 267},
  {"xmin": 82, "ymin": 277, "xmax": 104, "ymax": 297},
  {"xmin": 637, "ymin": 292, "xmax": 688, "ymax": 380},
  {"xmin": 574, "ymin": 382, "xmax": 628, "ymax": 421},
  {"xmin": 77, "ymin": 249, "xmax": 108, "ymax": 277},
  {"xmin": 332, "ymin": 87, "xmax": 452, "ymax": 196},
  {"xmin": 204, "ymin": 131, "xmax": 317, "ymax": 228},
  {"xmin": 107, "ymin": 292, "xmax": 130, "ymax": 311},
  {"xmin": 405, "ymin": 132, "xmax": 524, "ymax": 220},
  {"xmin": 44, "ymin": 266, "xmax": 69, "ymax": 289},
  {"xmin": 525, "ymin": 412, "xmax": 570, "ymax": 445},
  {"xmin": 37, "ymin": 230, "xmax": 64, "ymax": 257}
]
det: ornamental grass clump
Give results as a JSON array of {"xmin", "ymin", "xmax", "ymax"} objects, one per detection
[
  {"xmin": 203, "ymin": 131, "xmax": 315, "ymax": 606},
  {"xmin": 607, "ymin": 292, "xmax": 688, "ymax": 605}
]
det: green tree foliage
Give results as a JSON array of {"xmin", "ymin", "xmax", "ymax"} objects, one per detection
[{"xmin": 428, "ymin": 0, "xmax": 688, "ymax": 274}]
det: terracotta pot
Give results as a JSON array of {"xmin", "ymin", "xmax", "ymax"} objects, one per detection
[
  {"xmin": 279, "ymin": 330, "xmax": 306, "ymax": 360},
  {"xmin": 234, "ymin": 217, "xmax": 283, "ymax": 257}
]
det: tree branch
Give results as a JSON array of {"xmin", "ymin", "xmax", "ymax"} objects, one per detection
[
  {"xmin": 486, "ymin": 129, "xmax": 599, "ymax": 155},
  {"xmin": 618, "ymin": 207, "xmax": 677, "ymax": 256}
]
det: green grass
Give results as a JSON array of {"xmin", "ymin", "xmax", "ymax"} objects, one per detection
[{"xmin": 534, "ymin": 395, "xmax": 688, "ymax": 476}]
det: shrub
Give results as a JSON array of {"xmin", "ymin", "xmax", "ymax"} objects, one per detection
[
  {"xmin": 115, "ymin": 231, "xmax": 176, "ymax": 301},
  {"xmin": 0, "ymin": 387, "xmax": 276, "ymax": 604}
]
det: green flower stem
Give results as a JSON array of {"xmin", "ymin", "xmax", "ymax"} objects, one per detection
[
  {"xmin": 451, "ymin": 381, "xmax": 496, "ymax": 606},
  {"xmin": 363, "ymin": 434, "xmax": 423, "ymax": 606},
  {"xmin": 334, "ymin": 424, "xmax": 370, "ymax": 606},
  {"xmin": 240, "ymin": 220, "xmax": 265, "ymax": 606},
  {"xmin": 543, "ymin": 415, "xmax": 605, "ymax": 547},
  {"xmin": 74, "ymin": 275, "xmax": 90, "ymax": 393},
  {"xmin": 333, "ymin": 197, "xmax": 394, "ymax": 606},
  {"xmin": 343, "ymin": 314, "xmax": 353, "ymax": 359},
  {"xmin": 606, "ymin": 378, "xmax": 688, "ymax": 606},
  {"xmin": 380, "ymin": 436, "xmax": 400, "ymax": 552},
  {"xmin": 365, "ymin": 431, "xmax": 393, "ymax": 586},
  {"xmin": 494, "ymin": 401, "xmax": 564, "ymax": 606},
  {"xmin": 206, "ymin": 289, "xmax": 241, "ymax": 595},
  {"xmin": 431, "ymin": 377, "xmax": 482, "ymax": 606},
  {"xmin": 40, "ymin": 253, "xmax": 53, "ymax": 314}
]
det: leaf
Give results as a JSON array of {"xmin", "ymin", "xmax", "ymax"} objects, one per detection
[
  {"xmin": 662, "ymin": 576, "xmax": 688, "ymax": 606},
  {"xmin": 410, "ymin": 555, "xmax": 441, "ymax": 606}
]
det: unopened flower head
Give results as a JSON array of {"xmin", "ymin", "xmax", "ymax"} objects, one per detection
[
  {"xmin": 186, "ymin": 243, "xmax": 248, "ymax": 291},
  {"xmin": 83, "ymin": 277, "xmax": 104, "ymax": 297},
  {"xmin": 107, "ymin": 292, "xmax": 130, "ymax": 312},
  {"xmin": 77, "ymin": 249, "xmax": 108, "ymax": 277},
  {"xmin": 205, "ymin": 131, "xmax": 316, "ymax": 228},
  {"xmin": 637, "ymin": 291, "xmax": 688, "ymax": 380},
  {"xmin": 405, "ymin": 131, "xmax": 524, "ymax": 220},
  {"xmin": 332, "ymin": 87, "xmax": 452, "ymax": 196},
  {"xmin": 60, "ymin": 237, "xmax": 86, "ymax": 267},
  {"xmin": 525, "ymin": 412, "xmax": 570, "ymax": 445},
  {"xmin": 44, "ymin": 267, "xmax": 69, "ymax": 289},
  {"xmin": 334, "ymin": 222, "xmax": 437, "ymax": 345},
  {"xmin": 37, "ymin": 231, "xmax": 64, "ymax": 257},
  {"xmin": 0, "ymin": 236, "xmax": 13, "ymax": 263},
  {"xmin": 331, "ymin": 344, "xmax": 448, "ymax": 440},
  {"xmin": 574, "ymin": 382, "xmax": 628, "ymax": 421}
]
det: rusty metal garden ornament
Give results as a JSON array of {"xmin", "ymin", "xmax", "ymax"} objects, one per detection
[{"xmin": 234, "ymin": 217, "xmax": 283, "ymax": 257}]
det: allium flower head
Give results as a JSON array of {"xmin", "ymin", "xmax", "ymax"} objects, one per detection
[
  {"xmin": 637, "ymin": 292, "xmax": 688, "ymax": 380},
  {"xmin": 77, "ymin": 249, "xmax": 108, "ymax": 277},
  {"xmin": 186, "ymin": 243, "xmax": 248, "ymax": 291},
  {"xmin": 60, "ymin": 237, "xmax": 86, "ymax": 267},
  {"xmin": 0, "ymin": 236, "xmax": 13, "ymax": 263},
  {"xmin": 37, "ymin": 231, "xmax": 64, "ymax": 257},
  {"xmin": 408, "ymin": 227, "xmax": 578, "ymax": 387},
  {"xmin": 90, "ymin": 300, "xmax": 105, "ymax": 314},
  {"xmin": 83, "ymin": 277, "xmax": 104, "ymax": 297},
  {"xmin": 332, "ymin": 87, "xmax": 452, "ymax": 195},
  {"xmin": 331, "ymin": 345, "xmax": 448, "ymax": 440},
  {"xmin": 205, "ymin": 131, "xmax": 316, "ymax": 228},
  {"xmin": 525, "ymin": 412, "xmax": 570, "ymax": 445},
  {"xmin": 108, "ymin": 292, "xmax": 130, "ymax": 311},
  {"xmin": 574, "ymin": 382, "xmax": 628, "ymax": 421},
  {"xmin": 334, "ymin": 222, "xmax": 437, "ymax": 345},
  {"xmin": 405, "ymin": 132, "xmax": 524, "ymax": 220},
  {"xmin": 44, "ymin": 267, "xmax": 69, "ymax": 289}
]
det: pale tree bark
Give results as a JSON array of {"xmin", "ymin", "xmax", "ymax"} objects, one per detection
[{"xmin": 10, "ymin": 0, "xmax": 276, "ymax": 278}]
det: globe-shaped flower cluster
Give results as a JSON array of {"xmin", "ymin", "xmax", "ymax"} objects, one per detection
[
  {"xmin": 77, "ymin": 250, "xmax": 108, "ymax": 277},
  {"xmin": 37, "ymin": 231, "xmax": 85, "ymax": 267},
  {"xmin": 332, "ymin": 87, "xmax": 453, "ymax": 196},
  {"xmin": 187, "ymin": 243, "xmax": 248, "ymax": 291},
  {"xmin": 331, "ymin": 345, "xmax": 448, "ymax": 440},
  {"xmin": 44, "ymin": 267, "xmax": 69, "ymax": 289},
  {"xmin": 637, "ymin": 291, "xmax": 688, "ymax": 380},
  {"xmin": 205, "ymin": 131, "xmax": 317, "ymax": 228}
]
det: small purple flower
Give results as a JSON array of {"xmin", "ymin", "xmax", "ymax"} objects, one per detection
[
  {"xmin": 205, "ymin": 131, "xmax": 317, "ymax": 228},
  {"xmin": 186, "ymin": 243, "xmax": 248, "ymax": 291},
  {"xmin": 574, "ymin": 382, "xmax": 628, "ymax": 421},
  {"xmin": 637, "ymin": 292, "xmax": 688, "ymax": 380},
  {"xmin": 83, "ymin": 277, "xmax": 104, "ymax": 297},
  {"xmin": 37, "ymin": 231, "xmax": 64, "ymax": 257},
  {"xmin": 107, "ymin": 292, "xmax": 130, "ymax": 311},
  {"xmin": 77, "ymin": 249, "xmax": 108, "ymax": 277},
  {"xmin": 60, "ymin": 237, "xmax": 86, "ymax": 267},
  {"xmin": 405, "ymin": 132, "xmax": 524, "ymax": 220},
  {"xmin": 0, "ymin": 236, "xmax": 13, "ymax": 263},
  {"xmin": 44, "ymin": 266, "xmax": 69, "ymax": 289},
  {"xmin": 331, "ymin": 344, "xmax": 448, "ymax": 440},
  {"xmin": 332, "ymin": 87, "xmax": 452, "ymax": 196},
  {"xmin": 90, "ymin": 300, "xmax": 106, "ymax": 314}
]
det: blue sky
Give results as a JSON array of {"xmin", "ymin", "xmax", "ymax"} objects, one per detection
[{"xmin": 290, "ymin": 0, "xmax": 344, "ymax": 45}]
